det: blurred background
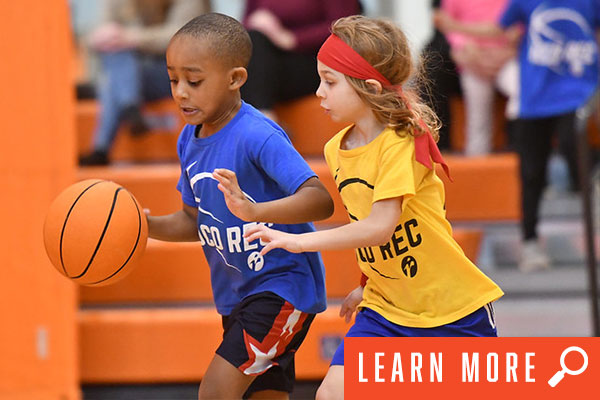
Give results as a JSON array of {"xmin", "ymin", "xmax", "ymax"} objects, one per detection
[{"xmin": 1, "ymin": 0, "xmax": 598, "ymax": 399}]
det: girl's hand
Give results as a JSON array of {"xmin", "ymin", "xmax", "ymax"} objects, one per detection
[
  {"xmin": 244, "ymin": 224, "xmax": 303, "ymax": 255},
  {"xmin": 339, "ymin": 286, "xmax": 364, "ymax": 323},
  {"xmin": 213, "ymin": 169, "xmax": 257, "ymax": 222}
]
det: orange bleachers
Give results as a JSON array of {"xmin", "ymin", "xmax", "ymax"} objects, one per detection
[
  {"xmin": 441, "ymin": 153, "xmax": 521, "ymax": 222},
  {"xmin": 77, "ymin": 94, "xmax": 599, "ymax": 163},
  {"xmin": 77, "ymin": 159, "xmax": 349, "ymax": 225},
  {"xmin": 79, "ymin": 306, "xmax": 349, "ymax": 383},
  {"xmin": 448, "ymin": 95, "xmax": 509, "ymax": 152},
  {"xmin": 78, "ymin": 155, "xmax": 520, "ymax": 224},
  {"xmin": 77, "ymin": 99, "xmax": 184, "ymax": 163},
  {"xmin": 77, "ymin": 96, "xmax": 345, "ymax": 162},
  {"xmin": 79, "ymin": 242, "xmax": 361, "ymax": 304},
  {"xmin": 79, "ymin": 228, "xmax": 480, "ymax": 307},
  {"xmin": 274, "ymin": 96, "xmax": 347, "ymax": 156}
]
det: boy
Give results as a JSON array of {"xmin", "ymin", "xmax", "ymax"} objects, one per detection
[{"xmin": 147, "ymin": 13, "xmax": 334, "ymax": 399}]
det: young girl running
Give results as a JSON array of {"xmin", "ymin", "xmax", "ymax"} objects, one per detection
[{"xmin": 221, "ymin": 15, "xmax": 504, "ymax": 399}]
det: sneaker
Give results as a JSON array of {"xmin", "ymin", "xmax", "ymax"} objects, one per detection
[
  {"xmin": 519, "ymin": 239, "xmax": 551, "ymax": 273},
  {"xmin": 122, "ymin": 105, "xmax": 149, "ymax": 136},
  {"xmin": 79, "ymin": 150, "xmax": 109, "ymax": 166}
]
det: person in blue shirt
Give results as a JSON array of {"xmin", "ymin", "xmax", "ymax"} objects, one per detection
[
  {"xmin": 146, "ymin": 13, "xmax": 333, "ymax": 399},
  {"xmin": 437, "ymin": 0, "xmax": 600, "ymax": 272}
]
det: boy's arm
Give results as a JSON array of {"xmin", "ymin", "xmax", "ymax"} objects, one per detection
[
  {"xmin": 213, "ymin": 169, "xmax": 334, "ymax": 224},
  {"xmin": 245, "ymin": 196, "xmax": 403, "ymax": 255},
  {"xmin": 147, "ymin": 203, "xmax": 200, "ymax": 242}
]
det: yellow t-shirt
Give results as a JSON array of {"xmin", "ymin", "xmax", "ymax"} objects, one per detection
[{"xmin": 324, "ymin": 125, "xmax": 504, "ymax": 328}]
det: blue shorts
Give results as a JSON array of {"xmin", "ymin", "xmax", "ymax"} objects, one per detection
[{"xmin": 331, "ymin": 304, "xmax": 497, "ymax": 366}]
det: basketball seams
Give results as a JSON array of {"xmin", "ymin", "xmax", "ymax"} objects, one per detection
[
  {"xmin": 46, "ymin": 179, "xmax": 147, "ymax": 287},
  {"xmin": 89, "ymin": 190, "xmax": 143, "ymax": 285},
  {"xmin": 71, "ymin": 187, "xmax": 122, "ymax": 280},
  {"xmin": 59, "ymin": 180, "xmax": 104, "ymax": 277}
]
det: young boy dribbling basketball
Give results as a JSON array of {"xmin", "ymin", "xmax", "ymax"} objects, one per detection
[
  {"xmin": 236, "ymin": 15, "xmax": 505, "ymax": 399},
  {"xmin": 146, "ymin": 13, "xmax": 334, "ymax": 399}
]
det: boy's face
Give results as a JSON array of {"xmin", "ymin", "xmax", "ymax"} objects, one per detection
[{"xmin": 166, "ymin": 35, "xmax": 238, "ymax": 127}]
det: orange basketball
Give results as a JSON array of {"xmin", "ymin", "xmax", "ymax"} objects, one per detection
[{"xmin": 43, "ymin": 179, "xmax": 148, "ymax": 286}]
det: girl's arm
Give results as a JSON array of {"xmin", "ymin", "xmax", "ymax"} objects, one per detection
[
  {"xmin": 340, "ymin": 285, "xmax": 364, "ymax": 323},
  {"xmin": 147, "ymin": 202, "xmax": 199, "ymax": 242},
  {"xmin": 244, "ymin": 197, "xmax": 403, "ymax": 255},
  {"xmin": 213, "ymin": 169, "xmax": 334, "ymax": 224}
]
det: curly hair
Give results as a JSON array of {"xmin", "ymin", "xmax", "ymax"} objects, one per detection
[{"xmin": 330, "ymin": 15, "xmax": 440, "ymax": 140}]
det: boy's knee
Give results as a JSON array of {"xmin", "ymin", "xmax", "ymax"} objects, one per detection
[{"xmin": 197, "ymin": 382, "xmax": 221, "ymax": 400}]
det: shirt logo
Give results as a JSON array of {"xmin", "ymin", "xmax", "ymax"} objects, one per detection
[
  {"xmin": 248, "ymin": 251, "xmax": 264, "ymax": 272},
  {"xmin": 187, "ymin": 165, "xmax": 270, "ymax": 273},
  {"xmin": 401, "ymin": 255, "xmax": 418, "ymax": 278},
  {"xmin": 528, "ymin": 6, "xmax": 597, "ymax": 76}
]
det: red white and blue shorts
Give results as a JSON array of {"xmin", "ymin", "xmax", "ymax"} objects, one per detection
[{"xmin": 216, "ymin": 291, "xmax": 316, "ymax": 394}]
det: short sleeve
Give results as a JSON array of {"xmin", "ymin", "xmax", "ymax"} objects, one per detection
[
  {"xmin": 175, "ymin": 126, "xmax": 197, "ymax": 207},
  {"xmin": 499, "ymin": 0, "xmax": 523, "ymax": 29},
  {"xmin": 256, "ymin": 133, "xmax": 317, "ymax": 195},
  {"xmin": 372, "ymin": 139, "xmax": 416, "ymax": 206}
]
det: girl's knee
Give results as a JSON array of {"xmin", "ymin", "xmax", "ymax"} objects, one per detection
[
  {"xmin": 315, "ymin": 383, "xmax": 342, "ymax": 400},
  {"xmin": 315, "ymin": 369, "xmax": 344, "ymax": 400}
]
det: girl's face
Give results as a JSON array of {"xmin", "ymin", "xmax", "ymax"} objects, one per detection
[{"xmin": 316, "ymin": 61, "xmax": 369, "ymax": 124}]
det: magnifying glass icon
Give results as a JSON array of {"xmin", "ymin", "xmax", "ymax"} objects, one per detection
[{"xmin": 547, "ymin": 346, "xmax": 588, "ymax": 387}]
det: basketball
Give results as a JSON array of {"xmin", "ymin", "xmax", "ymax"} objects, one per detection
[{"xmin": 43, "ymin": 179, "xmax": 148, "ymax": 286}]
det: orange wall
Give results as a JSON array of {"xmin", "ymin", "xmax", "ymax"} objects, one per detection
[{"xmin": 0, "ymin": 1, "xmax": 79, "ymax": 399}]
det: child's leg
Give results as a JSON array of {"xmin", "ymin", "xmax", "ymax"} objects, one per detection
[
  {"xmin": 315, "ymin": 308, "xmax": 384, "ymax": 400},
  {"xmin": 315, "ymin": 366, "xmax": 344, "ymax": 400},
  {"xmin": 93, "ymin": 51, "xmax": 142, "ymax": 151},
  {"xmin": 513, "ymin": 117, "xmax": 554, "ymax": 240},
  {"xmin": 199, "ymin": 354, "xmax": 293, "ymax": 399},
  {"xmin": 460, "ymin": 70, "xmax": 495, "ymax": 156},
  {"xmin": 201, "ymin": 292, "xmax": 315, "ymax": 399},
  {"xmin": 554, "ymin": 112, "xmax": 580, "ymax": 191},
  {"xmin": 198, "ymin": 353, "xmax": 256, "ymax": 399}
]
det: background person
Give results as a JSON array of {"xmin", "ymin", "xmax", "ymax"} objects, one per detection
[
  {"xmin": 240, "ymin": 0, "xmax": 361, "ymax": 123},
  {"xmin": 79, "ymin": 0, "xmax": 209, "ymax": 166}
]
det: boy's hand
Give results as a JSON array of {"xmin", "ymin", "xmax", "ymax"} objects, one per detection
[
  {"xmin": 213, "ymin": 168, "xmax": 257, "ymax": 221},
  {"xmin": 340, "ymin": 286, "xmax": 364, "ymax": 323},
  {"xmin": 244, "ymin": 224, "xmax": 303, "ymax": 255}
]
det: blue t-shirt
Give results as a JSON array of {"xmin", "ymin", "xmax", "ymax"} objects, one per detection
[
  {"xmin": 500, "ymin": 0, "xmax": 600, "ymax": 118},
  {"xmin": 176, "ymin": 101, "xmax": 327, "ymax": 315}
]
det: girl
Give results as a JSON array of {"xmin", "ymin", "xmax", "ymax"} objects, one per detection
[{"xmin": 221, "ymin": 15, "xmax": 504, "ymax": 399}]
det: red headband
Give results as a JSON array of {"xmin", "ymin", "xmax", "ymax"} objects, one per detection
[{"xmin": 317, "ymin": 34, "xmax": 450, "ymax": 180}]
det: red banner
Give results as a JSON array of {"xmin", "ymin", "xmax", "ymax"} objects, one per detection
[{"xmin": 345, "ymin": 337, "xmax": 599, "ymax": 399}]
